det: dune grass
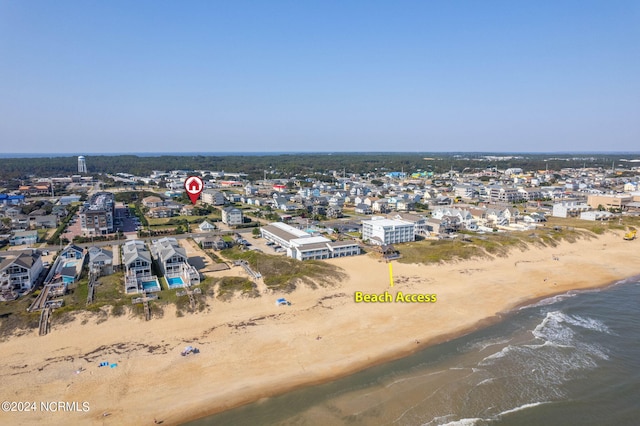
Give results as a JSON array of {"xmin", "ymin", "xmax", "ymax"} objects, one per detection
[
  {"xmin": 221, "ymin": 247, "xmax": 346, "ymax": 292},
  {"xmin": 397, "ymin": 226, "xmax": 590, "ymax": 265}
]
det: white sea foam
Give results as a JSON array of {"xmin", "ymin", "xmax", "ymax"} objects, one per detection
[
  {"xmin": 520, "ymin": 293, "xmax": 577, "ymax": 310},
  {"xmin": 532, "ymin": 312, "xmax": 577, "ymax": 345},
  {"xmin": 478, "ymin": 345, "xmax": 515, "ymax": 365},
  {"xmin": 463, "ymin": 337, "xmax": 512, "ymax": 352},
  {"xmin": 532, "ymin": 311, "xmax": 611, "ymax": 359},
  {"xmin": 477, "ymin": 378, "xmax": 495, "ymax": 386},
  {"xmin": 496, "ymin": 401, "xmax": 550, "ymax": 417},
  {"xmin": 437, "ymin": 418, "xmax": 484, "ymax": 426},
  {"xmin": 560, "ymin": 313, "xmax": 611, "ymax": 334}
]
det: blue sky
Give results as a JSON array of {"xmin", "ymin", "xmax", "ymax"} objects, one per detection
[{"xmin": 1, "ymin": 1, "xmax": 638, "ymax": 153}]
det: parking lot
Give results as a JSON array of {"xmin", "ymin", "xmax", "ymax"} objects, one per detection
[{"xmin": 244, "ymin": 235, "xmax": 287, "ymax": 256}]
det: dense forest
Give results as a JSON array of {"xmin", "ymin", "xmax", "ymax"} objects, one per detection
[{"xmin": 0, "ymin": 153, "xmax": 636, "ymax": 182}]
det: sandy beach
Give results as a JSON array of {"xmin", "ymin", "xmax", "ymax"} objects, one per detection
[{"xmin": 1, "ymin": 232, "xmax": 639, "ymax": 426}]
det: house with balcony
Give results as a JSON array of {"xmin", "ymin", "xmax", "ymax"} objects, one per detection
[
  {"xmin": 392, "ymin": 213, "xmax": 428, "ymax": 235},
  {"xmin": 552, "ymin": 201, "xmax": 591, "ymax": 218},
  {"xmin": 222, "ymin": 207, "xmax": 244, "ymax": 226},
  {"xmin": 88, "ymin": 247, "xmax": 113, "ymax": 276},
  {"xmin": 147, "ymin": 206, "xmax": 175, "ymax": 218},
  {"xmin": 9, "ymin": 230, "xmax": 38, "ymax": 246},
  {"xmin": 151, "ymin": 237, "xmax": 200, "ymax": 288},
  {"xmin": 122, "ymin": 240, "xmax": 158, "ymax": 294},
  {"xmin": 0, "ymin": 251, "xmax": 44, "ymax": 299},
  {"xmin": 202, "ymin": 189, "xmax": 226, "ymax": 206},
  {"xmin": 142, "ymin": 196, "xmax": 165, "ymax": 208}
]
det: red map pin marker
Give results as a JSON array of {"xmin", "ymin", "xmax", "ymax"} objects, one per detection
[{"xmin": 184, "ymin": 176, "xmax": 204, "ymax": 204}]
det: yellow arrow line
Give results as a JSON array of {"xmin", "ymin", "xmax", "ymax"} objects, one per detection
[{"xmin": 389, "ymin": 263, "xmax": 394, "ymax": 287}]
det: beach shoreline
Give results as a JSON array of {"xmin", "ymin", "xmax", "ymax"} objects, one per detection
[{"xmin": 1, "ymin": 232, "xmax": 639, "ymax": 426}]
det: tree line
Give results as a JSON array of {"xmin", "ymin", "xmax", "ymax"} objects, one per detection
[{"xmin": 0, "ymin": 153, "xmax": 633, "ymax": 182}]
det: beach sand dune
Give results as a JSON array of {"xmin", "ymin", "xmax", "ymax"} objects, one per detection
[{"xmin": 0, "ymin": 232, "xmax": 638, "ymax": 425}]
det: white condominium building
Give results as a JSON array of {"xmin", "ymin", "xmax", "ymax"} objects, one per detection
[
  {"xmin": 260, "ymin": 222, "xmax": 360, "ymax": 261},
  {"xmin": 362, "ymin": 217, "xmax": 415, "ymax": 245}
]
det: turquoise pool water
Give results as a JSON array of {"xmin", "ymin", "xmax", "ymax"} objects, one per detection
[
  {"xmin": 167, "ymin": 276, "xmax": 184, "ymax": 287},
  {"xmin": 142, "ymin": 280, "xmax": 159, "ymax": 291},
  {"xmin": 64, "ymin": 261, "xmax": 76, "ymax": 268}
]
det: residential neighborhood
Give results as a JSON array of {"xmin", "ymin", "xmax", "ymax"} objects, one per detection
[{"xmin": 1, "ymin": 154, "xmax": 639, "ymax": 319}]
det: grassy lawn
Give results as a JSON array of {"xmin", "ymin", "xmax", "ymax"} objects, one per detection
[{"xmin": 221, "ymin": 247, "xmax": 346, "ymax": 291}]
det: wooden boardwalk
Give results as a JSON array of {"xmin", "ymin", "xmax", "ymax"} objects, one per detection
[
  {"xmin": 38, "ymin": 308, "xmax": 51, "ymax": 336},
  {"xmin": 87, "ymin": 266, "xmax": 100, "ymax": 305},
  {"xmin": 132, "ymin": 294, "xmax": 158, "ymax": 321},
  {"xmin": 28, "ymin": 285, "xmax": 50, "ymax": 312},
  {"xmin": 176, "ymin": 287, "xmax": 202, "ymax": 310}
]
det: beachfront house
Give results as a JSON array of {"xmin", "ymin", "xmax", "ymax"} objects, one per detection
[
  {"xmin": 122, "ymin": 240, "xmax": 158, "ymax": 294},
  {"xmin": 150, "ymin": 237, "xmax": 200, "ymax": 288},
  {"xmin": 0, "ymin": 251, "xmax": 44, "ymax": 299},
  {"xmin": 88, "ymin": 247, "xmax": 114, "ymax": 276},
  {"xmin": 392, "ymin": 213, "xmax": 428, "ymax": 235}
]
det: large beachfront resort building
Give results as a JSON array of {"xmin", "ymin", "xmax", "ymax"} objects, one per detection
[
  {"xmin": 362, "ymin": 217, "xmax": 415, "ymax": 245},
  {"xmin": 150, "ymin": 237, "xmax": 200, "ymax": 289},
  {"xmin": 260, "ymin": 222, "xmax": 360, "ymax": 261},
  {"xmin": 122, "ymin": 240, "xmax": 160, "ymax": 294},
  {"xmin": 80, "ymin": 192, "xmax": 115, "ymax": 236}
]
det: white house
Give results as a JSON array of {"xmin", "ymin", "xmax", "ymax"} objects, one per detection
[
  {"xmin": 0, "ymin": 251, "xmax": 44, "ymax": 297},
  {"xmin": 150, "ymin": 237, "xmax": 200, "ymax": 287},
  {"xmin": 198, "ymin": 220, "xmax": 216, "ymax": 232},
  {"xmin": 202, "ymin": 189, "xmax": 226, "ymax": 206},
  {"xmin": 122, "ymin": 240, "xmax": 156, "ymax": 294},
  {"xmin": 222, "ymin": 207, "xmax": 244, "ymax": 226},
  {"xmin": 9, "ymin": 230, "xmax": 38, "ymax": 246},
  {"xmin": 552, "ymin": 201, "xmax": 591, "ymax": 218},
  {"xmin": 392, "ymin": 213, "xmax": 428, "ymax": 235},
  {"xmin": 88, "ymin": 247, "xmax": 113, "ymax": 276}
]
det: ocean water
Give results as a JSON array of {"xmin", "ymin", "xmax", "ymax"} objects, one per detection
[{"xmin": 185, "ymin": 278, "xmax": 640, "ymax": 426}]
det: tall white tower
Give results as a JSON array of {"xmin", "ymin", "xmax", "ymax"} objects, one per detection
[{"xmin": 78, "ymin": 156, "xmax": 87, "ymax": 173}]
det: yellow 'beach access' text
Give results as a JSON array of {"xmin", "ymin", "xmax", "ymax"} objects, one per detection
[{"xmin": 354, "ymin": 291, "xmax": 437, "ymax": 303}]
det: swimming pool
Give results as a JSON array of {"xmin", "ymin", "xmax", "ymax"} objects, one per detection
[
  {"xmin": 65, "ymin": 261, "xmax": 77, "ymax": 268},
  {"xmin": 167, "ymin": 276, "xmax": 185, "ymax": 288},
  {"xmin": 142, "ymin": 280, "xmax": 160, "ymax": 291}
]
